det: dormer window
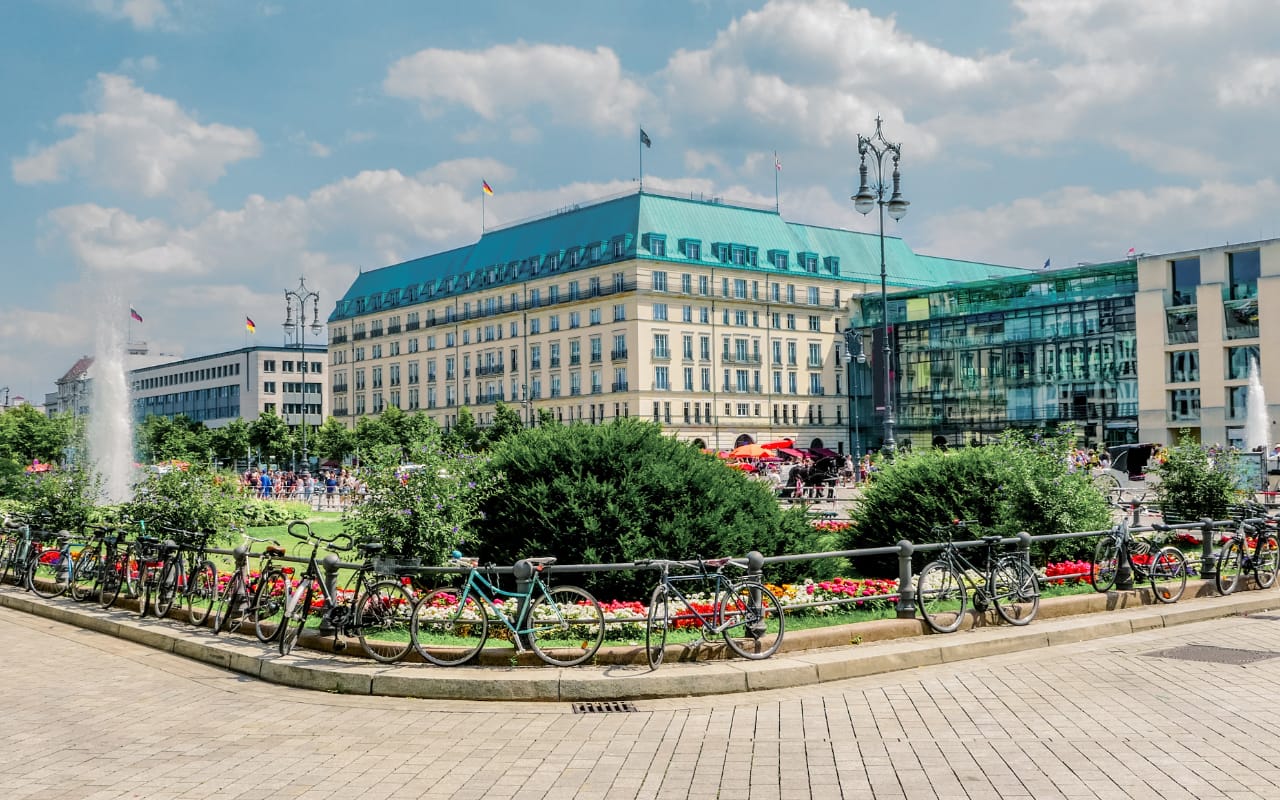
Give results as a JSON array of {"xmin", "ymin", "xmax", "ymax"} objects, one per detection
[
  {"xmin": 680, "ymin": 238, "xmax": 701, "ymax": 261},
  {"xmin": 769, "ymin": 250, "xmax": 788, "ymax": 270},
  {"xmin": 824, "ymin": 256, "xmax": 840, "ymax": 274},
  {"xmin": 799, "ymin": 252, "xmax": 818, "ymax": 273}
]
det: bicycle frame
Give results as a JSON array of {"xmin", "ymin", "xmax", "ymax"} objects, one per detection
[
  {"xmin": 453, "ymin": 566, "xmax": 561, "ymax": 650},
  {"xmin": 650, "ymin": 564, "xmax": 739, "ymax": 636}
]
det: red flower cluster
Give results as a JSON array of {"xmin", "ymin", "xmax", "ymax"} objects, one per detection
[
  {"xmin": 811, "ymin": 519, "xmax": 854, "ymax": 533},
  {"xmin": 1043, "ymin": 560, "xmax": 1091, "ymax": 585}
]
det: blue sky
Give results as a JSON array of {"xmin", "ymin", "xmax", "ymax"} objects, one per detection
[{"xmin": 4, "ymin": 0, "xmax": 1280, "ymax": 404}]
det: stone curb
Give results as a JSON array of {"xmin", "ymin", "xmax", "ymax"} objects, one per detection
[{"xmin": 2, "ymin": 582, "xmax": 1277, "ymax": 702}]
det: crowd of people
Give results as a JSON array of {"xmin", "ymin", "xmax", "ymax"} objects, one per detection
[{"xmin": 239, "ymin": 467, "xmax": 366, "ymax": 508}]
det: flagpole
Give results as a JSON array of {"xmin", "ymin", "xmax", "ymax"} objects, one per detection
[
  {"xmin": 639, "ymin": 133, "xmax": 644, "ymax": 192},
  {"xmin": 774, "ymin": 151, "xmax": 780, "ymax": 212},
  {"xmin": 481, "ymin": 189, "xmax": 485, "ymax": 234}
]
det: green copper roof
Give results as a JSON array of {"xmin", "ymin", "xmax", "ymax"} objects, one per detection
[{"xmin": 330, "ymin": 190, "xmax": 1029, "ymax": 322}]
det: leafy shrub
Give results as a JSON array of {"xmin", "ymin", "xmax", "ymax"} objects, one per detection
[
  {"xmin": 23, "ymin": 465, "xmax": 102, "ymax": 532},
  {"xmin": 343, "ymin": 441, "xmax": 495, "ymax": 563},
  {"xmin": 473, "ymin": 418, "xmax": 833, "ymax": 599},
  {"xmin": 848, "ymin": 427, "xmax": 1111, "ymax": 575},
  {"xmin": 121, "ymin": 468, "xmax": 248, "ymax": 544},
  {"xmin": 1152, "ymin": 432, "xmax": 1239, "ymax": 522}
]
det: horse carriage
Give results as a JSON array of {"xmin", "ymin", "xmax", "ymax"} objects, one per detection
[{"xmin": 779, "ymin": 455, "xmax": 844, "ymax": 499}]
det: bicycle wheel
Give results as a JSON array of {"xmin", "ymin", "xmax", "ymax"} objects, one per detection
[
  {"xmin": 1148, "ymin": 546, "xmax": 1188, "ymax": 603},
  {"xmin": 411, "ymin": 588, "xmax": 488, "ymax": 666},
  {"xmin": 992, "ymin": 557, "xmax": 1039, "ymax": 626},
  {"xmin": 527, "ymin": 585, "xmax": 604, "ymax": 667},
  {"xmin": 136, "ymin": 559, "xmax": 153, "ymax": 618},
  {"xmin": 213, "ymin": 576, "xmax": 245, "ymax": 635},
  {"xmin": 1216, "ymin": 540, "xmax": 1245, "ymax": 595},
  {"xmin": 719, "ymin": 582, "xmax": 784, "ymax": 660},
  {"xmin": 251, "ymin": 570, "xmax": 289, "ymax": 642},
  {"xmin": 99, "ymin": 550, "xmax": 127, "ymax": 609},
  {"xmin": 69, "ymin": 543, "xmax": 103, "ymax": 602},
  {"xmin": 1091, "ymin": 535, "xmax": 1121, "ymax": 592},
  {"xmin": 1255, "ymin": 534, "xmax": 1280, "ymax": 589},
  {"xmin": 186, "ymin": 561, "xmax": 217, "ymax": 626},
  {"xmin": 0, "ymin": 537, "xmax": 18, "ymax": 584},
  {"xmin": 28, "ymin": 548, "xmax": 72, "ymax": 599},
  {"xmin": 917, "ymin": 560, "xmax": 967, "ymax": 633},
  {"xmin": 644, "ymin": 584, "xmax": 669, "ymax": 670},
  {"xmin": 279, "ymin": 582, "xmax": 313, "ymax": 656},
  {"xmin": 152, "ymin": 555, "xmax": 183, "ymax": 618},
  {"xmin": 355, "ymin": 580, "xmax": 414, "ymax": 663}
]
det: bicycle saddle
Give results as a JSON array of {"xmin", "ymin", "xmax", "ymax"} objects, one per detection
[
  {"xmin": 357, "ymin": 541, "xmax": 384, "ymax": 554},
  {"xmin": 703, "ymin": 557, "xmax": 732, "ymax": 568},
  {"xmin": 524, "ymin": 556, "xmax": 557, "ymax": 566},
  {"xmin": 264, "ymin": 544, "xmax": 286, "ymax": 557}
]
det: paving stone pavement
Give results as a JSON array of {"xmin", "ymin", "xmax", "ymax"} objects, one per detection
[{"xmin": 5, "ymin": 604, "xmax": 1280, "ymax": 800}]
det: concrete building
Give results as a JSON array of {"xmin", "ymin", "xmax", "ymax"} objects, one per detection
[
  {"xmin": 327, "ymin": 189, "xmax": 1026, "ymax": 453},
  {"xmin": 1136, "ymin": 239, "xmax": 1276, "ymax": 448},
  {"xmin": 129, "ymin": 344, "xmax": 327, "ymax": 429}
]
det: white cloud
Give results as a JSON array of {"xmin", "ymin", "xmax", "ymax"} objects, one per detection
[
  {"xmin": 12, "ymin": 74, "xmax": 260, "ymax": 197},
  {"xmin": 384, "ymin": 43, "xmax": 651, "ymax": 135},
  {"xmin": 117, "ymin": 54, "xmax": 159, "ymax": 73},
  {"xmin": 1217, "ymin": 56, "xmax": 1280, "ymax": 107},
  {"xmin": 88, "ymin": 0, "xmax": 170, "ymax": 30},
  {"xmin": 288, "ymin": 131, "xmax": 331, "ymax": 158}
]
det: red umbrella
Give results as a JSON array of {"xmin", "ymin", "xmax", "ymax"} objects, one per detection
[{"xmin": 760, "ymin": 439, "xmax": 794, "ymax": 450}]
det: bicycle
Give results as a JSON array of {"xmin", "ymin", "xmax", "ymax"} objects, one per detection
[
  {"xmin": 0, "ymin": 515, "xmax": 32, "ymax": 584},
  {"xmin": 638, "ymin": 556, "xmax": 784, "ymax": 670},
  {"xmin": 410, "ymin": 552, "xmax": 605, "ymax": 667},
  {"xmin": 152, "ymin": 527, "xmax": 219, "ymax": 625},
  {"xmin": 25, "ymin": 530, "xmax": 82, "ymax": 599},
  {"xmin": 212, "ymin": 532, "xmax": 287, "ymax": 641},
  {"xmin": 71, "ymin": 524, "xmax": 129, "ymax": 603},
  {"xmin": 1216, "ymin": 513, "xmax": 1279, "ymax": 595},
  {"xmin": 1090, "ymin": 520, "xmax": 1188, "ymax": 602},
  {"xmin": 100, "ymin": 526, "xmax": 161, "ymax": 612},
  {"xmin": 277, "ymin": 521, "xmax": 414, "ymax": 663},
  {"xmin": 916, "ymin": 520, "xmax": 1041, "ymax": 634}
]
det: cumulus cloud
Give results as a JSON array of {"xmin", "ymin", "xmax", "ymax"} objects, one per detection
[
  {"xmin": 12, "ymin": 73, "xmax": 260, "ymax": 197},
  {"xmin": 384, "ymin": 43, "xmax": 651, "ymax": 135},
  {"xmin": 88, "ymin": 0, "xmax": 170, "ymax": 30}
]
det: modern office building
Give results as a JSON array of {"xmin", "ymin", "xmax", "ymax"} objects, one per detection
[
  {"xmin": 848, "ymin": 260, "xmax": 1139, "ymax": 452},
  {"xmin": 328, "ymin": 189, "xmax": 1028, "ymax": 453},
  {"xmin": 1135, "ymin": 239, "xmax": 1277, "ymax": 448},
  {"xmin": 129, "ymin": 344, "xmax": 327, "ymax": 429}
]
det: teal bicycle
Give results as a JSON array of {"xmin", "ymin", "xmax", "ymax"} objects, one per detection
[{"xmin": 410, "ymin": 552, "xmax": 605, "ymax": 667}]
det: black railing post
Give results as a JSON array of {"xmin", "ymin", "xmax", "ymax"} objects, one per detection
[
  {"xmin": 512, "ymin": 559, "xmax": 534, "ymax": 635},
  {"xmin": 1115, "ymin": 519, "xmax": 1135, "ymax": 590},
  {"xmin": 1199, "ymin": 518, "xmax": 1218, "ymax": 580},
  {"xmin": 318, "ymin": 553, "xmax": 341, "ymax": 635},
  {"xmin": 895, "ymin": 539, "xmax": 916, "ymax": 618},
  {"xmin": 1017, "ymin": 531, "xmax": 1032, "ymax": 568}
]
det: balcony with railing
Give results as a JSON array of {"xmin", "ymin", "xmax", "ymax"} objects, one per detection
[
  {"xmin": 569, "ymin": 355, "xmax": 581, "ymax": 366},
  {"xmin": 530, "ymin": 359, "xmax": 541, "ymax": 370},
  {"xmin": 611, "ymin": 349, "xmax": 628, "ymax": 361},
  {"xmin": 353, "ymin": 331, "xmax": 366, "ymax": 341},
  {"xmin": 387, "ymin": 324, "xmax": 402, "ymax": 335},
  {"xmin": 612, "ymin": 381, "xmax": 629, "ymax": 391},
  {"xmin": 590, "ymin": 353, "xmax": 602, "ymax": 364},
  {"xmin": 406, "ymin": 320, "xmax": 419, "ymax": 331},
  {"xmin": 331, "ymin": 334, "xmax": 348, "ymax": 344},
  {"xmin": 476, "ymin": 364, "xmax": 505, "ymax": 377},
  {"xmin": 550, "ymin": 357, "xmax": 561, "ymax": 368},
  {"xmin": 721, "ymin": 352, "xmax": 762, "ymax": 365}
]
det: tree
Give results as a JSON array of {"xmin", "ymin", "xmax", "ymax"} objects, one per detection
[
  {"xmin": 248, "ymin": 410, "xmax": 293, "ymax": 465},
  {"xmin": 444, "ymin": 407, "xmax": 482, "ymax": 453},
  {"xmin": 0, "ymin": 405, "xmax": 73, "ymax": 465},
  {"xmin": 137, "ymin": 414, "xmax": 209, "ymax": 463},
  {"xmin": 483, "ymin": 401, "xmax": 524, "ymax": 448},
  {"xmin": 209, "ymin": 418, "xmax": 251, "ymax": 466},
  {"xmin": 473, "ymin": 418, "xmax": 830, "ymax": 598},
  {"xmin": 313, "ymin": 417, "xmax": 355, "ymax": 464}
]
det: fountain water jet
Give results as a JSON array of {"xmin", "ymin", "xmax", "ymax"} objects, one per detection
[
  {"xmin": 1244, "ymin": 355, "xmax": 1269, "ymax": 454},
  {"xmin": 86, "ymin": 304, "xmax": 135, "ymax": 504}
]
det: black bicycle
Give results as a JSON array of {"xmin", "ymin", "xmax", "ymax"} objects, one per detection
[
  {"xmin": 152, "ymin": 527, "xmax": 219, "ymax": 625},
  {"xmin": 638, "ymin": 557, "xmax": 784, "ymax": 669},
  {"xmin": 1090, "ymin": 521, "xmax": 1188, "ymax": 602},
  {"xmin": 917, "ymin": 520, "xmax": 1040, "ymax": 634},
  {"xmin": 213, "ymin": 531, "xmax": 287, "ymax": 640},
  {"xmin": 1216, "ymin": 513, "xmax": 1279, "ymax": 595},
  {"xmin": 278, "ymin": 521, "xmax": 414, "ymax": 663}
]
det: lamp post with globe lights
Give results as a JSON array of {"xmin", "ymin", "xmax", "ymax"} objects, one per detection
[
  {"xmin": 852, "ymin": 117, "xmax": 909, "ymax": 455},
  {"xmin": 284, "ymin": 276, "xmax": 322, "ymax": 472}
]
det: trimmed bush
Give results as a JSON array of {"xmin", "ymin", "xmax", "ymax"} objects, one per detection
[
  {"xmin": 847, "ymin": 428, "xmax": 1112, "ymax": 575},
  {"xmin": 473, "ymin": 418, "xmax": 832, "ymax": 598}
]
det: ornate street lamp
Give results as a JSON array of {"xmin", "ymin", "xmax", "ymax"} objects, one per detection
[
  {"xmin": 852, "ymin": 116, "xmax": 909, "ymax": 455},
  {"xmin": 284, "ymin": 276, "xmax": 321, "ymax": 471},
  {"xmin": 842, "ymin": 330, "xmax": 868, "ymax": 457}
]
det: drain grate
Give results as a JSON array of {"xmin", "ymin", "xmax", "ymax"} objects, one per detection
[
  {"xmin": 572, "ymin": 701, "xmax": 638, "ymax": 714},
  {"xmin": 1143, "ymin": 644, "xmax": 1280, "ymax": 665}
]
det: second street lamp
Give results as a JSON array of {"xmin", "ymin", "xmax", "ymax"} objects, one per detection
[
  {"xmin": 852, "ymin": 116, "xmax": 909, "ymax": 456},
  {"xmin": 284, "ymin": 276, "xmax": 321, "ymax": 472}
]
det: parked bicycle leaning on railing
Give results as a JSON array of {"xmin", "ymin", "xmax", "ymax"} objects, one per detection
[
  {"xmin": 1216, "ymin": 511, "xmax": 1279, "ymax": 595},
  {"xmin": 916, "ymin": 519, "xmax": 1041, "ymax": 634}
]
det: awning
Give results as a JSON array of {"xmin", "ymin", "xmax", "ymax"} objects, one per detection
[
  {"xmin": 777, "ymin": 447, "xmax": 806, "ymax": 459},
  {"xmin": 810, "ymin": 447, "xmax": 840, "ymax": 459}
]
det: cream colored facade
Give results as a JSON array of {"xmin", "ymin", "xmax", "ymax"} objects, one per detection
[
  {"xmin": 330, "ymin": 258, "xmax": 877, "ymax": 452},
  {"xmin": 1135, "ymin": 238, "xmax": 1278, "ymax": 447}
]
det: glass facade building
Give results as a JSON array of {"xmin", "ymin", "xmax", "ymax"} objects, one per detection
[{"xmin": 850, "ymin": 260, "xmax": 1138, "ymax": 451}]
